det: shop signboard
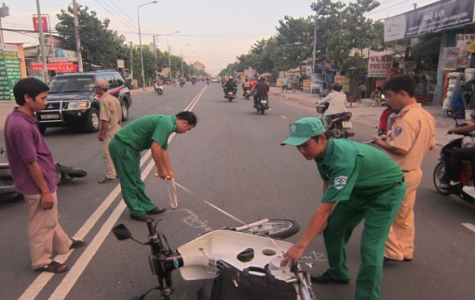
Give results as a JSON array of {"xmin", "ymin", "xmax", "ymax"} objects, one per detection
[
  {"xmin": 368, "ymin": 55, "xmax": 393, "ymax": 78},
  {"xmin": 335, "ymin": 75, "xmax": 350, "ymax": 93},
  {"xmin": 456, "ymin": 34, "xmax": 475, "ymax": 68},
  {"xmin": 0, "ymin": 48, "xmax": 21, "ymax": 100},
  {"xmin": 384, "ymin": 0, "xmax": 474, "ymax": 42},
  {"xmin": 30, "ymin": 62, "xmax": 78, "ymax": 73}
]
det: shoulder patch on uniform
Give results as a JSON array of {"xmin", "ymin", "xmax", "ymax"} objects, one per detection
[
  {"xmin": 396, "ymin": 110, "xmax": 409, "ymax": 118},
  {"xmin": 393, "ymin": 126, "xmax": 403, "ymax": 137},
  {"xmin": 334, "ymin": 176, "xmax": 348, "ymax": 190}
]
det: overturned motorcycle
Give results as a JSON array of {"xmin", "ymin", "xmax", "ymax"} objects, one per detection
[
  {"xmin": 0, "ymin": 149, "xmax": 87, "ymax": 203},
  {"xmin": 112, "ymin": 218, "xmax": 316, "ymax": 300}
]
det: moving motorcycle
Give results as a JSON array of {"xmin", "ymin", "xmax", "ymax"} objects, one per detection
[
  {"xmin": 112, "ymin": 218, "xmax": 317, "ymax": 300},
  {"xmin": 316, "ymin": 102, "xmax": 354, "ymax": 138},
  {"xmin": 433, "ymin": 110, "xmax": 474, "ymax": 204},
  {"xmin": 255, "ymin": 95, "xmax": 269, "ymax": 115},
  {"xmin": 0, "ymin": 148, "xmax": 87, "ymax": 203},
  {"xmin": 243, "ymin": 89, "xmax": 253, "ymax": 100},
  {"xmin": 225, "ymin": 89, "xmax": 236, "ymax": 102},
  {"xmin": 154, "ymin": 83, "xmax": 164, "ymax": 95}
]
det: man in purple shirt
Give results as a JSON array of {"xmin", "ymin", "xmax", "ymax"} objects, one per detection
[{"xmin": 4, "ymin": 78, "xmax": 85, "ymax": 273}]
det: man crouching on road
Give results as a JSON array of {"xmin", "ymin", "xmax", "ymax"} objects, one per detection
[
  {"xmin": 109, "ymin": 111, "xmax": 197, "ymax": 222},
  {"xmin": 280, "ymin": 117, "xmax": 406, "ymax": 300},
  {"xmin": 4, "ymin": 78, "xmax": 85, "ymax": 274}
]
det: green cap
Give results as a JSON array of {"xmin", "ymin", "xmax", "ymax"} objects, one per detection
[{"xmin": 281, "ymin": 117, "xmax": 325, "ymax": 146}]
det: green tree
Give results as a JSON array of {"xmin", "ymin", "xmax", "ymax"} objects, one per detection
[{"xmin": 55, "ymin": 4, "xmax": 128, "ymax": 71}]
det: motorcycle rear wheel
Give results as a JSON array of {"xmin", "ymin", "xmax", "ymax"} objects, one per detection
[
  {"xmin": 56, "ymin": 164, "xmax": 88, "ymax": 181},
  {"xmin": 433, "ymin": 161, "xmax": 451, "ymax": 195},
  {"xmin": 238, "ymin": 219, "xmax": 300, "ymax": 239}
]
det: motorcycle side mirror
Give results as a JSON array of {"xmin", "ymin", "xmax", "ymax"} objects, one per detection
[{"xmin": 112, "ymin": 223, "xmax": 132, "ymax": 241}]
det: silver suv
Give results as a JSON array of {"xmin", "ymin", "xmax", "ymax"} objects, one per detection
[{"xmin": 36, "ymin": 70, "xmax": 132, "ymax": 134}]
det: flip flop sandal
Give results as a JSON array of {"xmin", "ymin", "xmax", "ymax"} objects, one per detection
[
  {"xmin": 98, "ymin": 177, "xmax": 115, "ymax": 184},
  {"xmin": 69, "ymin": 239, "xmax": 85, "ymax": 250},
  {"xmin": 35, "ymin": 261, "xmax": 69, "ymax": 273}
]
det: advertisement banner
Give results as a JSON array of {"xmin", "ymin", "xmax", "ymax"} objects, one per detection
[
  {"xmin": 30, "ymin": 62, "xmax": 78, "ymax": 73},
  {"xmin": 384, "ymin": 0, "xmax": 474, "ymax": 42},
  {"xmin": 334, "ymin": 75, "xmax": 350, "ymax": 93},
  {"xmin": 368, "ymin": 55, "xmax": 393, "ymax": 78},
  {"xmin": 32, "ymin": 16, "xmax": 48, "ymax": 32},
  {"xmin": 441, "ymin": 47, "xmax": 459, "ymax": 70},
  {"xmin": 456, "ymin": 34, "xmax": 475, "ymax": 68}
]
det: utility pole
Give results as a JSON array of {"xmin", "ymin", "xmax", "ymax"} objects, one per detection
[
  {"xmin": 35, "ymin": 0, "xmax": 48, "ymax": 81},
  {"xmin": 72, "ymin": 0, "xmax": 83, "ymax": 72},
  {"xmin": 312, "ymin": 15, "xmax": 317, "ymax": 75},
  {"xmin": 129, "ymin": 41, "xmax": 133, "ymax": 84},
  {"xmin": 153, "ymin": 35, "xmax": 157, "ymax": 80}
]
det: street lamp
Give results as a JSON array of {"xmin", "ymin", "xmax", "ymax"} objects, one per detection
[
  {"xmin": 180, "ymin": 43, "xmax": 190, "ymax": 78},
  {"xmin": 137, "ymin": 0, "xmax": 157, "ymax": 91},
  {"xmin": 188, "ymin": 51, "xmax": 196, "ymax": 77},
  {"xmin": 165, "ymin": 31, "xmax": 179, "ymax": 81}
]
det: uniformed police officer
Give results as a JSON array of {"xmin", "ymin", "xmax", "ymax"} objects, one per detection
[
  {"xmin": 373, "ymin": 75, "xmax": 436, "ymax": 262},
  {"xmin": 280, "ymin": 117, "xmax": 406, "ymax": 300}
]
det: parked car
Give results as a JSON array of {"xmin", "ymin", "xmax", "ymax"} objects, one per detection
[
  {"xmin": 36, "ymin": 70, "xmax": 132, "ymax": 134},
  {"xmin": 210, "ymin": 77, "xmax": 219, "ymax": 83}
]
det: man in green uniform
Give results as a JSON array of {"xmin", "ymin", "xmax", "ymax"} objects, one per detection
[
  {"xmin": 109, "ymin": 111, "xmax": 197, "ymax": 222},
  {"xmin": 280, "ymin": 117, "xmax": 406, "ymax": 300}
]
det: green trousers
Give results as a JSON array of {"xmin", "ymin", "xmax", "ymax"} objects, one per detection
[
  {"xmin": 109, "ymin": 138, "xmax": 156, "ymax": 216},
  {"xmin": 323, "ymin": 182, "xmax": 406, "ymax": 300}
]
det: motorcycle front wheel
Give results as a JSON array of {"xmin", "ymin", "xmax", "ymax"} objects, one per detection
[
  {"xmin": 56, "ymin": 164, "xmax": 88, "ymax": 181},
  {"xmin": 433, "ymin": 161, "xmax": 450, "ymax": 195},
  {"xmin": 238, "ymin": 219, "xmax": 300, "ymax": 239}
]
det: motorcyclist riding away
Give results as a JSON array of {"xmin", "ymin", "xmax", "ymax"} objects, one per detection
[
  {"xmin": 317, "ymin": 82, "xmax": 347, "ymax": 126},
  {"xmin": 253, "ymin": 77, "xmax": 269, "ymax": 108},
  {"xmin": 242, "ymin": 78, "xmax": 251, "ymax": 96},
  {"xmin": 224, "ymin": 76, "xmax": 237, "ymax": 97}
]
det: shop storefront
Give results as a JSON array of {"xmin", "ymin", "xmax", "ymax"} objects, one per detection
[{"xmin": 384, "ymin": 0, "xmax": 475, "ymax": 106}]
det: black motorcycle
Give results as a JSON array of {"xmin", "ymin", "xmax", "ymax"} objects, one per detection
[
  {"xmin": 0, "ymin": 148, "xmax": 87, "ymax": 203},
  {"xmin": 255, "ymin": 95, "xmax": 269, "ymax": 115},
  {"xmin": 316, "ymin": 102, "xmax": 355, "ymax": 138},
  {"xmin": 433, "ymin": 110, "xmax": 474, "ymax": 204}
]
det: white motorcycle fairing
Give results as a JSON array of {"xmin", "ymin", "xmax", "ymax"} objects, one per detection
[{"xmin": 177, "ymin": 230, "xmax": 293, "ymax": 281}]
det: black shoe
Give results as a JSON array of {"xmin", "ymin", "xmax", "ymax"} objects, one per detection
[
  {"xmin": 384, "ymin": 256, "xmax": 412, "ymax": 262},
  {"xmin": 448, "ymin": 183, "xmax": 462, "ymax": 191},
  {"xmin": 311, "ymin": 271, "xmax": 349, "ymax": 284},
  {"xmin": 130, "ymin": 214, "xmax": 153, "ymax": 222},
  {"xmin": 146, "ymin": 207, "xmax": 166, "ymax": 215}
]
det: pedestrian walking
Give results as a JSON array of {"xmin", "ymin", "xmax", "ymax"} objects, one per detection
[
  {"xmin": 109, "ymin": 111, "xmax": 197, "ymax": 222},
  {"xmin": 95, "ymin": 79, "xmax": 122, "ymax": 184},
  {"xmin": 373, "ymin": 75, "xmax": 436, "ymax": 262},
  {"xmin": 280, "ymin": 117, "xmax": 406, "ymax": 300},
  {"xmin": 4, "ymin": 78, "xmax": 85, "ymax": 274},
  {"xmin": 282, "ymin": 76, "xmax": 288, "ymax": 92}
]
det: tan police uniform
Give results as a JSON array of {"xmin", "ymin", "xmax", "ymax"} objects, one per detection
[
  {"xmin": 100, "ymin": 92, "xmax": 122, "ymax": 179},
  {"xmin": 384, "ymin": 102, "xmax": 436, "ymax": 260}
]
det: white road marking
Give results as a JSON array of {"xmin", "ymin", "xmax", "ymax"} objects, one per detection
[
  {"xmin": 281, "ymin": 115, "xmax": 288, "ymax": 119},
  {"xmin": 462, "ymin": 223, "xmax": 475, "ymax": 233},
  {"xmin": 19, "ymin": 85, "xmax": 207, "ymax": 300}
]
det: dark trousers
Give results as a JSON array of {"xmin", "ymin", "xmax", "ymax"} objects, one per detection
[{"xmin": 446, "ymin": 147, "xmax": 475, "ymax": 181}]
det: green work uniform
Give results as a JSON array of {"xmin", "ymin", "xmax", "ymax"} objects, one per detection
[
  {"xmin": 316, "ymin": 139, "xmax": 406, "ymax": 300},
  {"xmin": 109, "ymin": 115, "xmax": 176, "ymax": 216}
]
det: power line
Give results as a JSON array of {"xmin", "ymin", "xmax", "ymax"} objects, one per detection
[
  {"xmin": 366, "ymin": 0, "xmax": 410, "ymax": 16},
  {"xmin": 94, "ymin": 0, "xmax": 137, "ymax": 33}
]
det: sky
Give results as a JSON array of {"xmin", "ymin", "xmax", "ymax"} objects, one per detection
[{"xmin": 2, "ymin": 0, "xmax": 440, "ymax": 75}]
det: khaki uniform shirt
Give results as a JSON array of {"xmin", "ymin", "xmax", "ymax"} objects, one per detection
[
  {"xmin": 100, "ymin": 93, "xmax": 122, "ymax": 134},
  {"xmin": 386, "ymin": 103, "xmax": 436, "ymax": 170}
]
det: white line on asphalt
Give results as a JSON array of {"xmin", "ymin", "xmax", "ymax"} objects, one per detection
[
  {"xmin": 20, "ymin": 85, "xmax": 207, "ymax": 300},
  {"xmin": 281, "ymin": 115, "xmax": 288, "ymax": 119},
  {"xmin": 462, "ymin": 223, "xmax": 475, "ymax": 233}
]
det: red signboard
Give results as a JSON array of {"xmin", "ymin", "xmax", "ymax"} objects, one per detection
[
  {"xmin": 30, "ymin": 62, "xmax": 78, "ymax": 73},
  {"xmin": 32, "ymin": 16, "xmax": 48, "ymax": 32}
]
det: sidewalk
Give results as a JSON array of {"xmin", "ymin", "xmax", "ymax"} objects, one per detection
[{"xmin": 269, "ymin": 87, "xmax": 455, "ymax": 146}]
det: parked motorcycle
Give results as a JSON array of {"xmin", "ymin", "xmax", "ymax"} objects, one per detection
[
  {"xmin": 112, "ymin": 218, "xmax": 316, "ymax": 300},
  {"xmin": 180, "ymin": 81, "xmax": 185, "ymax": 87},
  {"xmin": 0, "ymin": 148, "xmax": 87, "ymax": 203},
  {"xmin": 316, "ymin": 102, "xmax": 354, "ymax": 138},
  {"xmin": 255, "ymin": 95, "xmax": 269, "ymax": 115},
  {"xmin": 154, "ymin": 83, "xmax": 164, "ymax": 95},
  {"xmin": 433, "ymin": 110, "xmax": 474, "ymax": 204}
]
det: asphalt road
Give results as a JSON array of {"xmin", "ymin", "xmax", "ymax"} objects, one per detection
[{"xmin": 1, "ymin": 82, "xmax": 475, "ymax": 300}]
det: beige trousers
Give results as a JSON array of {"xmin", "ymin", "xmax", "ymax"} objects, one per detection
[
  {"xmin": 384, "ymin": 168, "xmax": 422, "ymax": 260},
  {"xmin": 24, "ymin": 192, "xmax": 70, "ymax": 269},
  {"xmin": 102, "ymin": 126, "xmax": 119, "ymax": 179}
]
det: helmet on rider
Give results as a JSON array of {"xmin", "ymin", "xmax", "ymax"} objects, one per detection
[{"xmin": 333, "ymin": 82, "xmax": 343, "ymax": 92}]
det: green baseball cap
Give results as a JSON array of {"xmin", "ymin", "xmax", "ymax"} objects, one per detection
[{"xmin": 281, "ymin": 117, "xmax": 325, "ymax": 146}]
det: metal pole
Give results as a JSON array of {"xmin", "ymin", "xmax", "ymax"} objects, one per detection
[
  {"xmin": 35, "ymin": 0, "xmax": 48, "ymax": 82},
  {"xmin": 312, "ymin": 15, "xmax": 317, "ymax": 74},
  {"xmin": 137, "ymin": 1, "xmax": 157, "ymax": 91},
  {"xmin": 166, "ymin": 31, "xmax": 178, "ymax": 81},
  {"xmin": 129, "ymin": 41, "xmax": 133, "ymax": 82},
  {"xmin": 72, "ymin": 0, "xmax": 83, "ymax": 72}
]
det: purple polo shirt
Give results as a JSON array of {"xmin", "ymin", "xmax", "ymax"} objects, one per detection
[{"xmin": 4, "ymin": 108, "xmax": 57, "ymax": 195}]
